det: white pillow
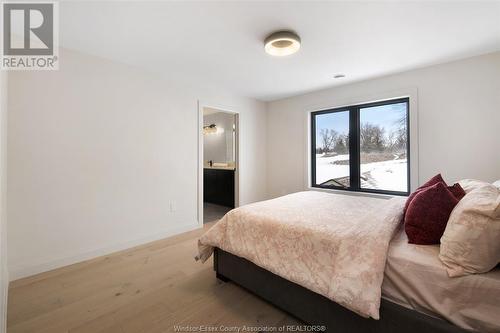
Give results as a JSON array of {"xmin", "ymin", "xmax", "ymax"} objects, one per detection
[
  {"xmin": 439, "ymin": 184, "xmax": 500, "ymax": 277},
  {"xmin": 493, "ymin": 180, "xmax": 500, "ymax": 189},
  {"xmin": 458, "ymin": 179, "xmax": 491, "ymax": 193}
]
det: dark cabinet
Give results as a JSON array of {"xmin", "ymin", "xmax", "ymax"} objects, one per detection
[{"xmin": 203, "ymin": 169, "xmax": 235, "ymax": 208}]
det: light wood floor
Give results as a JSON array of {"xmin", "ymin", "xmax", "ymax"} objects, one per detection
[{"xmin": 7, "ymin": 221, "xmax": 300, "ymax": 333}]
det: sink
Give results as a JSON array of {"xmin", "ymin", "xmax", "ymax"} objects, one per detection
[{"xmin": 204, "ymin": 161, "xmax": 235, "ymax": 170}]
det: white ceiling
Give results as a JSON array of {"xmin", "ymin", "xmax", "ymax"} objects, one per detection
[{"xmin": 58, "ymin": 1, "xmax": 500, "ymax": 101}]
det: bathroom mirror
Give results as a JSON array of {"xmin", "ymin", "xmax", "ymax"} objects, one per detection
[{"xmin": 203, "ymin": 110, "xmax": 236, "ymax": 165}]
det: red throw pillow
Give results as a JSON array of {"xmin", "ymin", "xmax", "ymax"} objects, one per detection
[
  {"xmin": 403, "ymin": 174, "xmax": 445, "ymax": 217},
  {"xmin": 448, "ymin": 183, "xmax": 466, "ymax": 201},
  {"xmin": 404, "ymin": 182, "xmax": 460, "ymax": 245},
  {"xmin": 403, "ymin": 174, "xmax": 465, "ymax": 219}
]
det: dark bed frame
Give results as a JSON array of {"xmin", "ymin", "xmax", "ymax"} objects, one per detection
[{"xmin": 214, "ymin": 248, "xmax": 469, "ymax": 333}]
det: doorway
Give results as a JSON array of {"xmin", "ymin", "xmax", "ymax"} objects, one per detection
[{"xmin": 197, "ymin": 103, "xmax": 239, "ymax": 226}]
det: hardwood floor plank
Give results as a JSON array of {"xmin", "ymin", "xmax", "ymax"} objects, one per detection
[{"xmin": 7, "ymin": 222, "xmax": 298, "ymax": 333}]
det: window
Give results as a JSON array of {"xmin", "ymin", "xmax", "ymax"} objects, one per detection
[{"xmin": 311, "ymin": 98, "xmax": 410, "ymax": 195}]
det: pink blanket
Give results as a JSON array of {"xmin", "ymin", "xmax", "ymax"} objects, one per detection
[{"xmin": 198, "ymin": 191, "xmax": 405, "ymax": 319}]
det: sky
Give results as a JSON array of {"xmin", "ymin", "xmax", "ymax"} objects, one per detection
[{"xmin": 315, "ymin": 102, "xmax": 407, "ymax": 148}]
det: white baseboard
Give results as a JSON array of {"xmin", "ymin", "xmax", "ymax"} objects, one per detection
[{"xmin": 9, "ymin": 222, "xmax": 201, "ymax": 281}]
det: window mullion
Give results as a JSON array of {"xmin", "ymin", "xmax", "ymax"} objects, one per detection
[
  {"xmin": 311, "ymin": 112, "xmax": 316, "ymax": 187},
  {"xmin": 349, "ymin": 107, "xmax": 360, "ymax": 190}
]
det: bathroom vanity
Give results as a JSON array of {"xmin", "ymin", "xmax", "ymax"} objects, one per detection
[{"xmin": 203, "ymin": 167, "xmax": 235, "ymax": 208}]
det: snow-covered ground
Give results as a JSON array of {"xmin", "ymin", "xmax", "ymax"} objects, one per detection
[
  {"xmin": 315, "ymin": 154, "xmax": 350, "ymax": 183},
  {"xmin": 315, "ymin": 154, "xmax": 407, "ymax": 192},
  {"xmin": 360, "ymin": 159, "xmax": 407, "ymax": 192}
]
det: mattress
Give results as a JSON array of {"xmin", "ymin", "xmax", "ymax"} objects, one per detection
[{"xmin": 382, "ymin": 227, "xmax": 500, "ymax": 332}]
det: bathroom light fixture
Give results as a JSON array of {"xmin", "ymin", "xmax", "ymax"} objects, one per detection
[
  {"xmin": 203, "ymin": 124, "xmax": 217, "ymax": 135},
  {"xmin": 264, "ymin": 30, "xmax": 301, "ymax": 56},
  {"xmin": 203, "ymin": 124, "xmax": 224, "ymax": 135}
]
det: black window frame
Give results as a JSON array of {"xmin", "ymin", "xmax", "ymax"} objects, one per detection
[{"xmin": 310, "ymin": 97, "xmax": 410, "ymax": 196}]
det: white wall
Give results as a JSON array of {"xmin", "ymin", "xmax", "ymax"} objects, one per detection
[
  {"xmin": 203, "ymin": 112, "xmax": 235, "ymax": 163},
  {"xmin": 7, "ymin": 48, "xmax": 267, "ymax": 280},
  {"xmin": 267, "ymin": 52, "xmax": 500, "ymax": 199},
  {"xmin": 0, "ymin": 70, "xmax": 8, "ymax": 333}
]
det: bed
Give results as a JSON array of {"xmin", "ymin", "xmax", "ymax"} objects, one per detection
[{"xmin": 198, "ymin": 191, "xmax": 499, "ymax": 332}]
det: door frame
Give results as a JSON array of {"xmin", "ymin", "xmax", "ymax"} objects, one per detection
[{"xmin": 197, "ymin": 101, "xmax": 240, "ymax": 227}]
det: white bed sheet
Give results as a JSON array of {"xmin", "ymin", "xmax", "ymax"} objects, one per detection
[{"xmin": 382, "ymin": 228, "xmax": 500, "ymax": 332}]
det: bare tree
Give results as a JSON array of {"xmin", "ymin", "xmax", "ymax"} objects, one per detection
[
  {"xmin": 360, "ymin": 123, "xmax": 385, "ymax": 152},
  {"xmin": 392, "ymin": 114, "xmax": 407, "ymax": 152},
  {"xmin": 387, "ymin": 131, "xmax": 397, "ymax": 151},
  {"xmin": 320, "ymin": 129, "xmax": 338, "ymax": 153},
  {"xmin": 333, "ymin": 133, "xmax": 348, "ymax": 154}
]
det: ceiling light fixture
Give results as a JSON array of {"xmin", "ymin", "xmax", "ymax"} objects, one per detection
[{"xmin": 264, "ymin": 30, "xmax": 301, "ymax": 57}]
